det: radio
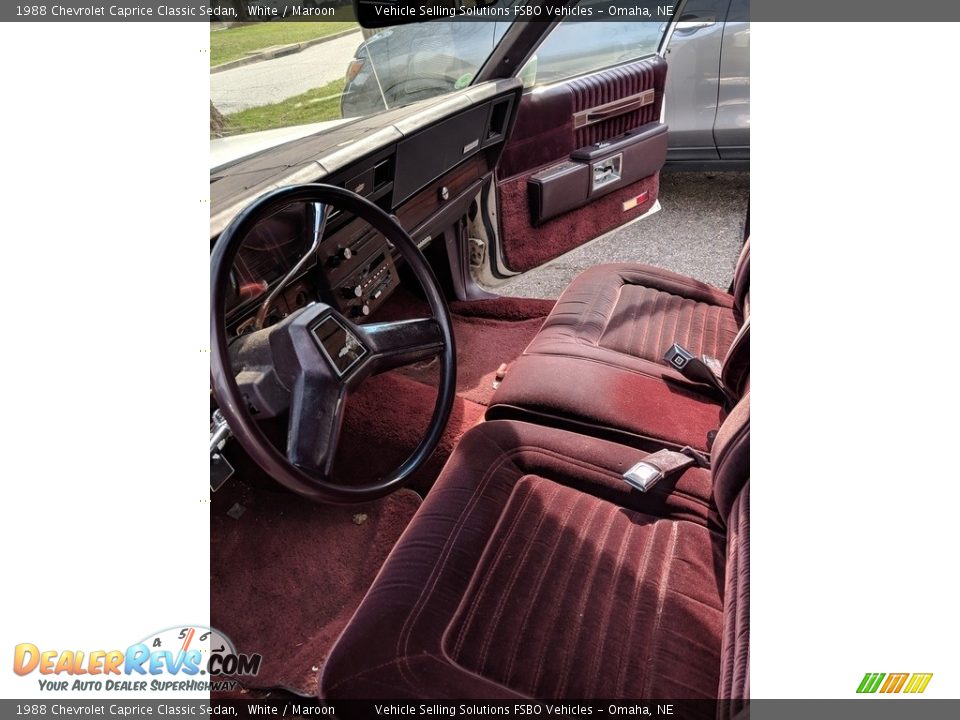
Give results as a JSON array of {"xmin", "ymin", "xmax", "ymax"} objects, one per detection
[
  {"xmin": 335, "ymin": 253, "xmax": 397, "ymax": 318},
  {"xmin": 318, "ymin": 225, "xmax": 385, "ymax": 286},
  {"xmin": 318, "ymin": 221, "xmax": 398, "ymax": 318},
  {"xmin": 327, "ymin": 249, "xmax": 397, "ymax": 320}
]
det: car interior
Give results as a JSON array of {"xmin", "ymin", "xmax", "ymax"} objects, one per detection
[{"xmin": 209, "ymin": 5, "xmax": 749, "ymax": 712}]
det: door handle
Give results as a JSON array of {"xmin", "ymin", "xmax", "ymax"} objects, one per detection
[
  {"xmin": 573, "ymin": 90, "xmax": 655, "ymax": 129},
  {"xmin": 585, "ymin": 99, "xmax": 646, "ymax": 123},
  {"xmin": 675, "ymin": 15, "xmax": 716, "ymax": 32}
]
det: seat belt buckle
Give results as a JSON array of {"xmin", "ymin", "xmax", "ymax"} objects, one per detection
[
  {"xmin": 664, "ymin": 343, "xmax": 696, "ymax": 371},
  {"xmin": 492, "ymin": 362, "xmax": 509, "ymax": 390},
  {"xmin": 622, "ymin": 461, "xmax": 663, "ymax": 492},
  {"xmin": 663, "ymin": 343, "xmax": 736, "ymax": 408}
]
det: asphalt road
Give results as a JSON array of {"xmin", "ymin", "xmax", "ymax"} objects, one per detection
[
  {"xmin": 210, "ymin": 30, "xmax": 363, "ymax": 114},
  {"xmin": 493, "ymin": 171, "xmax": 749, "ymax": 298}
]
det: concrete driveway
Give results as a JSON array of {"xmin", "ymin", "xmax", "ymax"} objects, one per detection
[
  {"xmin": 211, "ymin": 30, "xmax": 363, "ymax": 114},
  {"xmin": 493, "ymin": 171, "xmax": 749, "ymax": 298}
]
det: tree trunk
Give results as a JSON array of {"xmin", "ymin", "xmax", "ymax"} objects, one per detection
[{"xmin": 210, "ymin": 101, "xmax": 227, "ymax": 138}]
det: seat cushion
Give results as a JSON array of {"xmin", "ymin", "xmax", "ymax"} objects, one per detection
[
  {"xmin": 488, "ymin": 353, "xmax": 725, "ymax": 451},
  {"xmin": 527, "ymin": 263, "xmax": 741, "ymax": 386},
  {"xmin": 488, "ymin": 263, "xmax": 746, "ymax": 451},
  {"xmin": 321, "ymin": 420, "xmax": 725, "ymax": 703},
  {"xmin": 449, "ymin": 477, "xmax": 725, "ymax": 700}
]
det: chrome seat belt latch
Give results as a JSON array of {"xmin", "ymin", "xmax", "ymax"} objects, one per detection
[
  {"xmin": 622, "ymin": 461, "xmax": 664, "ymax": 492},
  {"xmin": 622, "ymin": 447, "xmax": 708, "ymax": 493}
]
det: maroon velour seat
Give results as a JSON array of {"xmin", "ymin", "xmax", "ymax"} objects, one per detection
[
  {"xmin": 488, "ymin": 241, "xmax": 750, "ymax": 451},
  {"xmin": 320, "ymin": 394, "xmax": 749, "ymax": 706}
]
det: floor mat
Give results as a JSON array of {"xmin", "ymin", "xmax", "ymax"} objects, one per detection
[
  {"xmin": 334, "ymin": 371, "xmax": 488, "ymax": 496},
  {"xmin": 326, "ymin": 291, "xmax": 555, "ymax": 494},
  {"xmin": 376, "ymin": 291, "xmax": 555, "ymax": 406},
  {"xmin": 210, "ymin": 481, "xmax": 422, "ymax": 696}
]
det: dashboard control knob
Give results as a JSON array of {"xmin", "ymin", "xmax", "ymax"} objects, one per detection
[
  {"xmin": 439, "ymin": 186, "xmax": 450, "ymax": 202},
  {"xmin": 341, "ymin": 284, "xmax": 363, "ymax": 299},
  {"xmin": 327, "ymin": 246, "xmax": 353, "ymax": 268},
  {"xmin": 351, "ymin": 303, "xmax": 371, "ymax": 318}
]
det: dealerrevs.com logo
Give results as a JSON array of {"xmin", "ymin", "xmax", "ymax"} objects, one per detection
[
  {"xmin": 12, "ymin": 625, "xmax": 261, "ymax": 693},
  {"xmin": 857, "ymin": 672, "xmax": 933, "ymax": 694}
]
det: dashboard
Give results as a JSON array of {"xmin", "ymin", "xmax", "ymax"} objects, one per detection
[
  {"xmin": 213, "ymin": 82, "xmax": 521, "ymax": 336},
  {"xmin": 226, "ymin": 200, "xmax": 401, "ymax": 333}
]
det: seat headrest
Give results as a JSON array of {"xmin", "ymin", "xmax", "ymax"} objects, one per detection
[{"xmin": 712, "ymin": 391, "xmax": 750, "ymax": 522}]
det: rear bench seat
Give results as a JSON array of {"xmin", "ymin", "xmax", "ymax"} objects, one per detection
[{"xmin": 488, "ymin": 240, "xmax": 750, "ymax": 452}]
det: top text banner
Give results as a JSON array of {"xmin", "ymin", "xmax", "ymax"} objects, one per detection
[
  {"xmin": 6, "ymin": 1, "xmax": 682, "ymax": 22},
  {"xmin": 4, "ymin": 0, "xmax": 960, "ymax": 22}
]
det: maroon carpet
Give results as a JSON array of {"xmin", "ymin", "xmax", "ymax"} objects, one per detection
[
  {"xmin": 210, "ymin": 482, "xmax": 421, "ymax": 696},
  {"xmin": 335, "ymin": 371, "xmax": 488, "ymax": 495},
  {"xmin": 376, "ymin": 291, "xmax": 555, "ymax": 407},
  {"xmin": 336, "ymin": 292, "xmax": 554, "ymax": 493},
  {"xmin": 333, "ymin": 292, "xmax": 554, "ymax": 492}
]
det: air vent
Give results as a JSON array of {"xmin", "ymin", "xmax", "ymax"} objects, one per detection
[{"xmin": 373, "ymin": 158, "xmax": 392, "ymax": 190}]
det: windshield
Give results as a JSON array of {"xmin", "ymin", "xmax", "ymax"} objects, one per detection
[{"xmin": 209, "ymin": 9, "xmax": 518, "ymax": 140}]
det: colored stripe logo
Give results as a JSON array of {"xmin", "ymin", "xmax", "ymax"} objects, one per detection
[{"xmin": 857, "ymin": 672, "xmax": 933, "ymax": 694}]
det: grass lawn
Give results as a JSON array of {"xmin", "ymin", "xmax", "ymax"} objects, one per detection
[
  {"xmin": 223, "ymin": 79, "xmax": 345, "ymax": 136},
  {"xmin": 210, "ymin": 20, "xmax": 357, "ymax": 67}
]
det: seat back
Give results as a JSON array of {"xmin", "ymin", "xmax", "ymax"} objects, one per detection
[{"xmin": 711, "ymin": 392, "xmax": 750, "ymax": 712}]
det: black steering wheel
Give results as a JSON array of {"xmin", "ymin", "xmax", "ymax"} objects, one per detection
[{"xmin": 210, "ymin": 184, "xmax": 456, "ymax": 503}]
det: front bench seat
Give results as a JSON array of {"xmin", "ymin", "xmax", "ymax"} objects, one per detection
[
  {"xmin": 321, "ymin": 395, "xmax": 749, "ymax": 706},
  {"xmin": 488, "ymin": 241, "xmax": 750, "ymax": 451}
]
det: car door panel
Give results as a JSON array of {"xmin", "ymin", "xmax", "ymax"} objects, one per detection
[{"xmin": 496, "ymin": 56, "xmax": 668, "ymax": 273}]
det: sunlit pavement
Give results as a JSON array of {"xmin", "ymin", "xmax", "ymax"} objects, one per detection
[
  {"xmin": 493, "ymin": 171, "xmax": 749, "ymax": 298},
  {"xmin": 210, "ymin": 30, "xmax": 363, "ymax": 114}
]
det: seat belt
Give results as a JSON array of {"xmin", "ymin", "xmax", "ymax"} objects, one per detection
[
  {"xmin": 662, "ymin": 343, "xmax": 737, "ymax": 409},
  {"xmin": 622, "ymin": 446, "xmax": 709, "ymax": 492}
]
